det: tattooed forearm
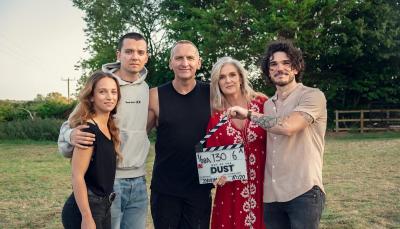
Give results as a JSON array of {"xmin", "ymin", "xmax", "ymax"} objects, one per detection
[
  {"xmin": 299, "ymin": 111, "xmax": 314, "ymax": 124},
  {"xmin": 250, "ymin": 111, "xmax": 313, "ymax": 133},
  {"xmin": 250, "ymin": 114, "xmax": 279, "ymax": 129}
]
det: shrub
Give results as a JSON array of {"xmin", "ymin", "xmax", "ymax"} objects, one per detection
[
  {"xmin": 33, "ymin": 101, "xmax": 76, "ymax": 119},
  {"xmin": 0, "ymin": 119, "xmax": 64, "ymax": 141}
]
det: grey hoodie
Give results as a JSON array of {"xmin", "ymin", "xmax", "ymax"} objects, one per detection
[{"xmin": 57, "ymin": 62, "xmax": 150, "ymax": 178}]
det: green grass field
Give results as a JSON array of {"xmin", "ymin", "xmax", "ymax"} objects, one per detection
[{"xmin": 0, "ymin": 133, "xmax": 399, "ymax": 229}]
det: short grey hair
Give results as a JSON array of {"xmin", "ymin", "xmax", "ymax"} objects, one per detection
[{"xmin": 169, "ymin": 40, "xmax": 200, "ymax": 61}]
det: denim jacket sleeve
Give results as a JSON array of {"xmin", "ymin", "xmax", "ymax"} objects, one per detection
[{"xmin": 57, "ymin": 121, "xmax": 74, "ymax": 158}]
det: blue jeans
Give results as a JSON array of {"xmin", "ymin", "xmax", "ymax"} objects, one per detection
[
  {"xmin": 264, "ymin": 186, "xmax": 325, "ymax": 229},
  {"xmin": 111, "ymin": 176, "xmax": 148, "ymax": 229}
]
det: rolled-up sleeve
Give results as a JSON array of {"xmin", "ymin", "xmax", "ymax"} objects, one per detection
[{"xmin": 294, "ymin": 89, "xmax": 326, "ymax": 122}]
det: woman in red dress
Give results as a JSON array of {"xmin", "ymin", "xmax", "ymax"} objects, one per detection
[{"xmin": 207, "ymin": 57, "xmax": 267, "ymax": 229}]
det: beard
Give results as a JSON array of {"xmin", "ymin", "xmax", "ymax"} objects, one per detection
[{"xmin": 270, "ymin": 72, "xmax": 296, "ymax": 86}]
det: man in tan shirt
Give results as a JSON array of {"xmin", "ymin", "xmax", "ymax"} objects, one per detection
[{"xmin": 228, "ymin": 40, "xmax": 327, "ymax": 229}]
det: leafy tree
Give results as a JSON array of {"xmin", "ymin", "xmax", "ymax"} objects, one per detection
[
  {"xmin": 305, "ymin": 0, "xmax": 400, "ymax": 109},
  {"xmin": 74, "ymin": 0, "xmax": 400, "ymax": 115},
  {"xmin": 161, "ymin": 0, "xmax": 274, "ymax": 90},
  {"xmin": 32, "ymin": 92, "xmax": 73, "ymax": 119},
  {"xmin": 0, "ymin": 100, "xmax": 34, "ymax": 121},
  {"xmin": 0, "ymin": 93, "xmax": 73, "ymax": 121},
  {"xmin": 0, "ymin": 100, "xmax": 16, "ymax": 122},
  {"xmin": 162, "ymin": 0, "xmax": 400, "ymax": 110},
  {"xmin": 34, "ymin": 92, "xmax": 69, "ymax": 104},
  {"xmin": 72, "ymin": 0, "xmax": 171, "ymax": 87}
]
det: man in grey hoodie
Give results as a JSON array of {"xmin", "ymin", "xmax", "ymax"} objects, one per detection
[{"xmin": 58, "ymin": 32, "xmax": 150, "ymax": 229}]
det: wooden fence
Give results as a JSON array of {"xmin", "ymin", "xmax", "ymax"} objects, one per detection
[{"xmin": 335, "ymin": 109, "xmax": 400, "ymax": 132}]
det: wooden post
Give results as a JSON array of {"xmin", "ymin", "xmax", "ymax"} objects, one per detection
[
  {"xmin": 335, "ymin": 110, "xmax": 339, "ymax": 132},
  {"xmin": 360, "ymin": 110, "xmax": 364, "ymax": 133},
  {"xmin": 386, "ymin": 110, "xmax": 390, "ymax": 128}
]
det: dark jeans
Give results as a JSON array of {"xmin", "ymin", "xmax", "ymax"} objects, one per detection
[
  {"xmin": 62, "ymin": 191, "xmax": 113, "ymax": 229},
  {"xmin": 264, "ymin": 186, "xmax": 325, "ymax": 229},
  {"xmin": 150, "ymin": 190, "xmax": 211, "ymax": 229}
]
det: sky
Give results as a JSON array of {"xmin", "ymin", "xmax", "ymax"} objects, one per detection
[{"xmin": 0, "ymin": 0, "xmax": 88, "ymax": 101}]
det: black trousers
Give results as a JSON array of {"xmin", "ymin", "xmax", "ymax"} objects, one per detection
[
  {"xmin": 62, "ymin": 192, "xmax": 112, "ymax": 229},
  {"xmin": 151, "ymin": 190, "xmax": 212, "ymax": 229}
]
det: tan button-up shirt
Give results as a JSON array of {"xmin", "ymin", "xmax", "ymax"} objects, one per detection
[{"xmin": 263, "ymin": 83, "xmax": 327, "ymax": 202}]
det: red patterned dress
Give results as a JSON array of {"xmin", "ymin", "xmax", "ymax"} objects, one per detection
[{"xmin": 207, "ymin": 96, "xmax": 267, "ymax": 229}]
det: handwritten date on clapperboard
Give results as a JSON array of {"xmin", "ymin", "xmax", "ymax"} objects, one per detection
[{"xmin": 196, "ymin": 147, "xmax": 248, "ymax": 184}]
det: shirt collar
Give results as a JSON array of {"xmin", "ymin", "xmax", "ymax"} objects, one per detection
[{"xmin": 272, "ymin": 83, "xmax": 303, "ymax": 101}]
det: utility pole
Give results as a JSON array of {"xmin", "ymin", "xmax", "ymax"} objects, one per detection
[{"xmin": 61, "ymin": 77, "xmax": 76, "ymax": 103}]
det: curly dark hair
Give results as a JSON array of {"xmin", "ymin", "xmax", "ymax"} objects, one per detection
[{"xmin": 260, "ymin": 40, "xmax": 305, "ymax": 84}]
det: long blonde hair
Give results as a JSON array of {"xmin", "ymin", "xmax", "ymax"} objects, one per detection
[
  {"xmin": 68, "ymin": 71, "xmax": 122, "ymax": 161},
  {"xmin": 210, "ymin": 57, "xmax": 261, "ymax": 111}
]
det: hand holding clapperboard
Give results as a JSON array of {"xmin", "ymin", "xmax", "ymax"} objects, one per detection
[{"xmin": 195, "ymin": 116, "xmax": 248, "ymax": 184}]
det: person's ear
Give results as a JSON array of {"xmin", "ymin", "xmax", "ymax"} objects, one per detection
[
  {"xmin": 116, "ymin": 50, "xmax": 121, "ymax": 62},
  {"xmin": 197, "ymin": 58, "xmax": 202, "ymax": 70}
]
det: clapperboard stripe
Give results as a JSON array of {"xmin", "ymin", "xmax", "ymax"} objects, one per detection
[
  {"xmin": 203, "ymin": 143, "xmax": 243, "ymax": 152},
  {"xmin": 199, "ymin": 115, "xmax": 228, "ymax": 146},
  {"xmin": 197, "ymin": 115, "xmax": 244, "ymax": 152}
]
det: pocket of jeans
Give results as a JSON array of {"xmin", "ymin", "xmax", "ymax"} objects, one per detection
[
  {"xmin": 299, "ymin": 186, "xmax": 319, "ymax": 204},
  {"xmin": 88, "ymin": 194, "xmax": 104, "ymax": 204},
  {"xmin": 312, "ymin": 186, "xmax": 325, "ymax": 199},
  {"xmin": 134, "ymin": 184, "xmax": 148, "ymax": 204},
  {"xmin": 90, "ymin": 200, "xmax": 110, "ymax": 220}
]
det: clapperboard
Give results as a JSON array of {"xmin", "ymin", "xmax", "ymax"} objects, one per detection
[{"xmin": 195, "ymin": 116, "xmax": 248, "ymax": 184}]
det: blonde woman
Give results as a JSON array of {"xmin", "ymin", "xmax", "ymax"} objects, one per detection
[
  {"xmin": 62, "ymin": 71, "xmax": 122, "ymax": 229},
  {"xmin": 207, "ymin": 57, "xmax": 267, "ymax": 229}
]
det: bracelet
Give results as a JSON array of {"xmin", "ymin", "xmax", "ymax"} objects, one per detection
[{"xmin": 246, "ymin": 110, "xmax": 252, "ymax": 120}]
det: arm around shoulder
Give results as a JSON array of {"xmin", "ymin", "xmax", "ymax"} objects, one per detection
[{"xmin": 58, "ymin": 121, "xmax": 74, "ymax": 158}]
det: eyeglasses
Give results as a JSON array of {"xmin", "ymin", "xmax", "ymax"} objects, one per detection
[{"xmin": 269, "ymin": 60, "xmax": 292, "ymax": 70}]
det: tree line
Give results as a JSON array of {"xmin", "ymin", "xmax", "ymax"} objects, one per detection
[
  {"xmin": 0, "ymin": 93, "xmax": 73, "ymax": 140},
  {"xmin": 73, "ymin": 0, "xmax": 400, "ymax": 118},
  {"xmin": 0, "ymin": 92, "xmax": 74, "ymax": 122}
]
